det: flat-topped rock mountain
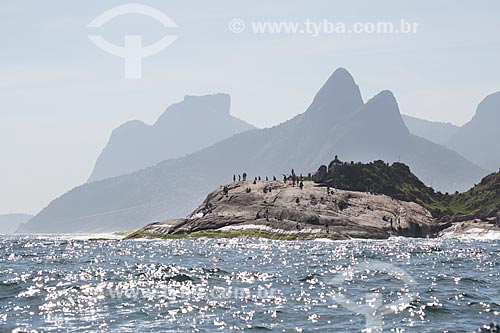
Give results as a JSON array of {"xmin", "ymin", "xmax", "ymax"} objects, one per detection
[
  {"xmin": 88, "ymin": 93, "xmax": 255, "ymax": 182},
  {"xmin": 127, "ymin": 180, "xmax": 438, "ymax": 240},
  {"xmin": 19, "ymin": 68, "xmax": 487, "ymax": 233}
]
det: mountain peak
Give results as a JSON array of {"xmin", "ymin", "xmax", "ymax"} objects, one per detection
[
  {"xmin": 87, "ymin": 93, "xmax": 254, "ymax": 182},
  {"xmin": 155, "ymin": 93, "xmax": 232, "ymax": 126},
  {"xmin": 180, "ymin": 93, "xmax": 231, "ymax": 115},
  {"xmin": 369, "ymin": 90, "xmax": 396, "ymax": 105},
  {"xmin": 357, "ymin": 90, "xmax": 409, "ymax": 135},
  {"xmin": 475, "ymin": 91, "xmax": 500, "ymax": 119},
  {"xmin": 306, "ymin": 68, "xmax": 363, "ymax": 119}
]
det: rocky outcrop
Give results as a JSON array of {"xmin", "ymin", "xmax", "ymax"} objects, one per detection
[
  {"xmin": 127, "ymin": 180, "xmax": 440, "ymax": 240},
  {"xmin": 438, "ymin": 208, "xmax": 500, "ymax": 239},
  {"xmin": 312, "ymin": 165, "xmax": 327, "ymax": 183},
  {"xmin": 439, "ymin": 220, "xmax": 500, "ymax": 239}
]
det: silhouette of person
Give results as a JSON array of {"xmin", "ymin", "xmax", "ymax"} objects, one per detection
[{"xmin": 243, "ymin": 173, "xmax": 247, "ymax": 181}]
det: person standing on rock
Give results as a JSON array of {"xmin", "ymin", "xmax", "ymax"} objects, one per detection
[
  {"xmin": 238, "ymin": 175, "xmax": 241, "ymax": 181},
  {"xmin": 233, "ymin": 174, "xmax": 236, "ymax": 182},
  {"xmin": 325, "ymin": 221, "xmax": 330, "ymax": 234},
  {"xmin": 273, "ymin": 176, "xmax": 276, "ymax": 181},
  {"xmin": 295, "ymin": 197, "xmax": 300, "ymax": 205},
  {"xmin": 327, "ymin": 186, "xmax": 330, "ymax": 196},
  {"xmin": 243, "ymin": 173, "xmax": 247, "ymax": 181},
  {"xmin": 283, "ymin": 175, "xmax": 287, "ymax": 183},
  {"xmin": 299, "ymin": 181, "xmax": 304, "ymax": 190}
]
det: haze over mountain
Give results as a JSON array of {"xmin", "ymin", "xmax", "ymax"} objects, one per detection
[
  {"xmin": 402, "ymin": 114, "xmax": 460, "ymax": 146},
  {"xmin": 17, "ymin": 68, "xmax": 487, "ymax": 233},
  {"xmin": 0, "ymin": 214, "xmax": 33, "ymax": 234},
  {"xmin": 88, "ymin": 94, "xmax": 255, "ymax": 182},
  {"xmin": 448, "ymin": 91, "xmax": 500, "ymax": 172}
]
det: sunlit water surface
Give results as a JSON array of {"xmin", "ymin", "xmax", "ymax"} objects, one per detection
[{"xmin": 0, "ymin": 235, "xmax": 499, "ymax": 332}]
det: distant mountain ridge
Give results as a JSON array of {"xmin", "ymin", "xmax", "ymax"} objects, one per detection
[
  {"xmin": 0, "ymin": 214, "xmax": 33, "ymax": 234},
  {"xmin": 448, "ymin": 91, "xmax": 500, "ymax": 171},
  {"xmin": 17, "ymin": 68, "xmax": 487, "ymax": 233},
  {"xmin": 402, "ymin": 114, "xmax": 460, "ymax": 146},
  {"xmin": 88, "ymin": 93, "xmax": 255, "ymax": 182}
]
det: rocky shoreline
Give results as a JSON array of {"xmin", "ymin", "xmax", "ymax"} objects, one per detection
[{"xmin": 126, "ymin": 180, "xmax": 459, "ymax": 240}]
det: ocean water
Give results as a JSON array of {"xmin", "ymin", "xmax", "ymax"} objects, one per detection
[{"xmin": 0, "ymin": 235, "xmax": 499, "ymax": 332}]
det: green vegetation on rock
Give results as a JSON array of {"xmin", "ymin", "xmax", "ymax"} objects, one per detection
[
  {"xmin": 316, "ymin": 158, "xmax": 500, "ymax": 218},
  {"xmin": 447, "ymin": 172, "xmax": 500, "ymax": 214}
]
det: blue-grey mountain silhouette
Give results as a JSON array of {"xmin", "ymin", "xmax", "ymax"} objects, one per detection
[
  {"xmin": 0, "ymin": 214, "xmax": 33, "ymax": 234},
  {"xmin": 402, "ymin": 114, "xmax": 460, "ymax": 145},
  {"xmin": 88, "ymin": 93, "xmax": 255, "ymax": 182},
  {"xmin": 17, "ymin": 68, "xmax": 486, "ymax": 233},
  {"xmin": 447, "ymin": 91, "xmax": 500, "ymax": 171}
]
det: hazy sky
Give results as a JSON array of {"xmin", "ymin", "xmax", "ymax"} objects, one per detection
[{"xmin": 1, "ymin": 0, "xmax": 499, "ymax": 215}]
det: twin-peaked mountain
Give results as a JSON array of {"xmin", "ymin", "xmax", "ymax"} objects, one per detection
[
  {"xmin": 17, "ymin": 68, "xmax": 486, "ymax": 233},
  {"xmin": 89, "ymin": 93, "xmax": 255, "ymax": 182}
]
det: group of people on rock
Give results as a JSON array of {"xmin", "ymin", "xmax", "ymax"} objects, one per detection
[
  {"xmin": 223, "ymin": 169, "xmax": 310, "ymax": 205},
  {"xmin": 233, "ymin": 173, "xmax": 247, "ymax": 182},
  {"xmin": 233, "ymin": 173, "xmax": 279, "ymax": 184},
  {"xmin": 232, "ymin": 171, "xmax": 310, "ymax": 186},
  {"xmin": 283, "ymin": 169, "xmax": 306, "ymax": 190}
]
